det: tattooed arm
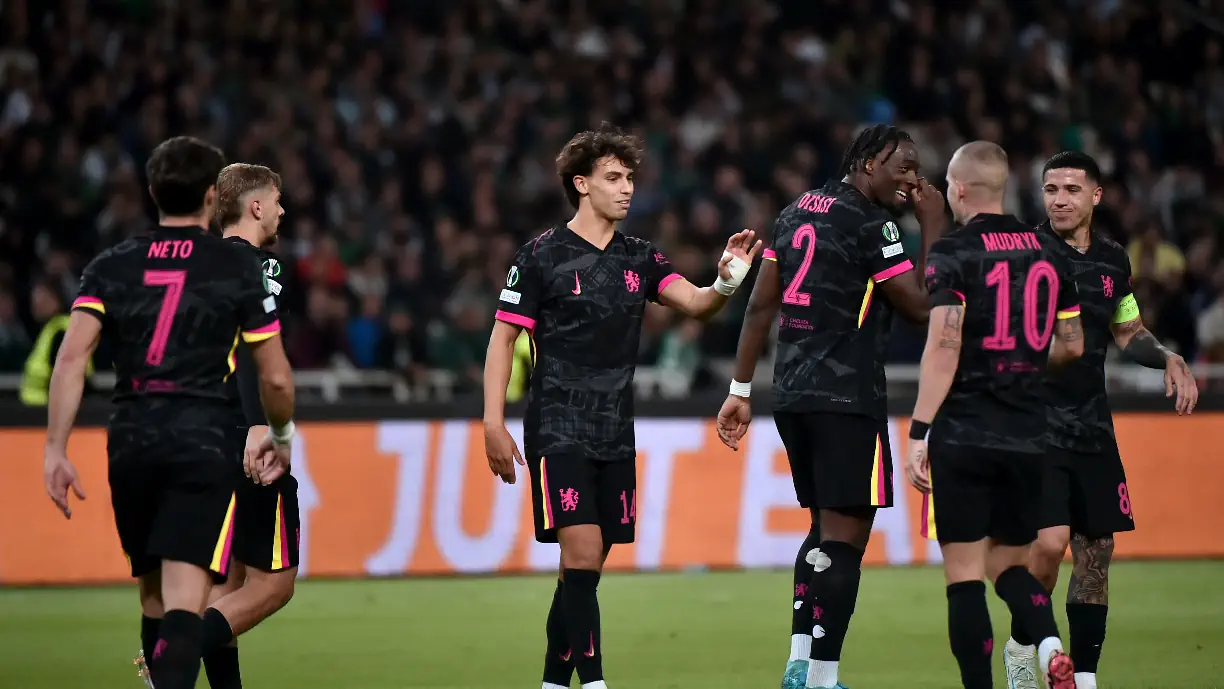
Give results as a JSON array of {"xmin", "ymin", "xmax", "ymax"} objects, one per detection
[
  {"xmin": 1068, "ymin": 533, "xmax": 1114, "ymax": 605},
  {"xmin": 911, "ymin": 305, "xmax": 964, "ymax": 425},
  {"xmin": 1112, "ymin": 316, "xmax": 1198, "ymax": 414},
  {"xmin": 1049, "ymin": 314, "xmax": 1085, "ymax": 366}
]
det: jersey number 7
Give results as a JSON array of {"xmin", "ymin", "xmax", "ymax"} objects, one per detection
[
  {"xmin": 983, "ymin": 260, "xmax": 1059, "ymax": 351},
  {"xmin": 143, "ymin": 270, "xmax": 187, "ymax": 366}
]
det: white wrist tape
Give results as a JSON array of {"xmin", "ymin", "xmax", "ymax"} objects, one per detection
[
  {"xmin": 729, "ymin": 379, "xmax": 752, "ymax": 398},
  {"xmin": 270, "ymin": 420, "xmax": 296, "ymax": 445},
  {"xmin": 713, "ymin": 251, "xmax": 752, "ymax": 296}
]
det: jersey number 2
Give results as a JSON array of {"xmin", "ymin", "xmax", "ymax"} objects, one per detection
[
  {"xmin": 983, "ymin": 260, "xmax": 1058, "ymax": 351},
  {"xmin": 143, "ymin": 270, "xmax": 186, "ymax": 366},
  {"xmin": 782, "ymin": 224, "xmax": 817, "ymax": 306}
]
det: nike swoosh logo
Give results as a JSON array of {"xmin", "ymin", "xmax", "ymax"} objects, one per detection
[
  {"xmin": 585, "ymin": 632, "xmax": 595, "ymax": 657},
  {"xmin": 572, "ymin": 271, "xmax": 581, "ymax": 295}
]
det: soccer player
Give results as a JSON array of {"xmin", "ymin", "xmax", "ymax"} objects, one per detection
[
  {"xmin": 1001, "ymin": 152, "xmax": 1199, "ymax": 689},
  {"xmin": 41, "ymin": 136, "xmax": 296, "ymax": 689},
  {"xmin": 166, "ymin": 162, "xmax": 294, "ymax": 689},
  {"xmin": 716, "ymin": 124, "xmax": 948, "ymax": 689},
  {"xmin": 482, "ymin": 122, "xmax": 761, "ymax": 689},
  {"xmin": 904, "ymin": 141, "xmax": 1084, "ymax": 689}
]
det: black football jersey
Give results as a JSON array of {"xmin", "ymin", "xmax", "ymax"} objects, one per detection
[
  {"xmin": 768, "ymin": 181, "xmax": 914, "ymax": 418},
  {"xmin": 72, "ymin": 225, "xmax": 281, "ymax": 403},
  {"xmin": 494, "ymin": 225, "xmax": 678, "ymax": 462},
  {"xmin": 1040, "ymin": 224, "xmax": 1137, "ymax": 453},
  {"xmin": 224, "ymin": 236, "xmax": 290, "ymax": 426},
  {"xmin": 925, "ymin": 214, "xmax": 1081, "ymax": 453}
]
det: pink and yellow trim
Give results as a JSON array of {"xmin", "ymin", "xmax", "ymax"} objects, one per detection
[
  {"xmin": 762, "ymin": 248, "xmax": 777, "ymax": 261},
  {"xmin": 71, "ymin": 296, "xmax": 105, "ymax": 315},
  {"xmin": 271, "ymin": 492, "xmax": 291, "ymax": 570},
  {"xmin": 872, "ymin": 259, "xmax": 914, "ymax": 283},
  {"xmin": 209, "ymin": 493, "xmax": 238, "ymax": 575},
  {"xmin": 539, "ymin": 456, "xmax": 554, "ymax": 530},
  {"xmin": 857, "ymin": 280, "xmax": 875, "ymax": 328},
  {"xmin": 868, "ymin": 434, "xmax": 887, "ymax": 507},
  {"xmin": 241, "ymin": 320, "xmax": 281, "ymax": 343},
  {"xmin": 496, "ymin": 310, "xmax": 537, "ymax": 331},
  {"xmin": 1057, "ymin": 305, "xmax": 1082, "ymax": 319}
]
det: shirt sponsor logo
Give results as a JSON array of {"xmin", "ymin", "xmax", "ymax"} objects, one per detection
[
  {"xmin": 500, "ymin": 289, "xmax": 521, "ymax": 304},
  {"xmin": 882, "ymin": 243, "xmax": 905, "ymax": 258}
]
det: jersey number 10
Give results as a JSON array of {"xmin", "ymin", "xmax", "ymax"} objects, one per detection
[
  {"xmin": 143, "ymin": 270, "xmax": 187, "ymax": 366},
  {"xmin": 983, "ymin": 260, "xmax": 1059, "ymax": 352}
]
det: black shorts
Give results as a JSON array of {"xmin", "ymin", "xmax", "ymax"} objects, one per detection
[
  {"xmin": 773, "ymin": 411, "xmax": 893, "ymax": 510},
  {"xmin": 527, "ymin": 454, "xmax": 636, "ymax": 544},
  {"xmin": 1038, "ymin": 444, "xmax": 1135, "ymax": 536},
  {"xmin": 926, "ymin": 443, "xmax": 1043, "ymax": 546},
  {"xmin": 231, "ymin": 474, "xmax": 301, "ymax": 572},
  {"xmin": 107, "ymin": 408, "xmax": 245, "ymax": 582}
]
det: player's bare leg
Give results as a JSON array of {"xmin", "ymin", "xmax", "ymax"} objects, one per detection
[
  {"xmin": 986, "ymin": 543, "xmax": 1075, "ymax": 689},
  {"xmin": 134, "ymin": 570, "xmax": 164, "ymax": 687},
  {"xmin": 1005, "ymin": 525, "xmax": 1069, "ymax": 688},
  {"xmin": 783, "ymin": 508, "xmax": 823, "ymax": 689},
  {"xmin": 555, "ymin": 524, "xmax": 609, "ymax": 689},
  {"xmin": 151, "ymin": 559, "xmax": 213, "ymax": 689},
  {"xmin": 1064, "ymin": 534, "xmax": 1113, "ymax": 689},
  {"xmin": 803, "ymin": 507, "xmax": 873, "ymax": 689},
  {"xmin": 199, "ymin": 559, "xmax": 297, "ymax": 688}
]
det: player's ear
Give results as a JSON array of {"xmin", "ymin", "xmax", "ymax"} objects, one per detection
[
  {"xmin": 573, "ymin": 175, "xmax": 589, "ymax": 196},
  {"xmin": 251, "ymin": 198, "xmax": 262, "ymax": 221},
  {"xmin": 1091, "ymin": 187, "xmax": 1103, "ymax": 207}
]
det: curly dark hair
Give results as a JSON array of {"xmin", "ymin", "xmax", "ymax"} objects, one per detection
[
  {"xmin": 555, "ymin": 122, "xmax": 644, "ymax": 209},
  {"xmin": 145, "ymin": 136, "xmax": 227, "ymax": 216},
  {"xmin": 837, "ymin": 124, "xmax": 913, "ymax": 178}
]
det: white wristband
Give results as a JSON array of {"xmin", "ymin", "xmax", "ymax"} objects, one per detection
[
  {"xmin": 270, "ymin": 420, "xmax": 295, "ymax": 445},
  {"xmin": 713, "ymin": 251, "xmax": 751, "ymax": 296},
  {"xmin": 729, "ymin": 379, "xmax": 752, "ymax": 398}
]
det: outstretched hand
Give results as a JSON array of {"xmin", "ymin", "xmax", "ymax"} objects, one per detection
[{"xmin": 718, "ymin": 229, "xmax": 763, "ymax": 280}]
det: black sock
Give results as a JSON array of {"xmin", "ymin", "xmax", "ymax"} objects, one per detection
[
  {"xmin": 994, "ymin": 566, "xmax": 1060, "ymax": 645},
  {"xmin": 543, "ymin": 579, "xmax": 574, "ymax": 686},
  {"xmin": 1010, "ymin": 610, "xmax": 1033, "ymax": 646},
  {"xmin": 150, "ymin": 609, "xmax": 204, "ymax": 689},
  {"xmin": 792, "ymin": 524, "xmax": 822, "ymax": 636},
  {"xmin": 201, "ymin": 607, "xmax": 235, "ymax": 654},
  {"xmin": 141, "ymin": 615, "xmax": 161, "ymax": 669},
  {"xmin": 203, "ymin": 646, "xmax": 242, "ymax": 689},
  {"xmin": 1067, "ymin": 603, "xmax": 1107, "ymax": 673},
  {"xmin": 947, "ymin": 581, "xmax": 994, "ymax": 689},
  {"xmin": 202, "ymin": 608, "xmax": 241, "ymax": 689},
  {"xmin": 807, "ymin": 540, "xmax": 864, "ymax": 662},
  {"xmin": 562, "ymin": 568, "xmax": 602, "ymax": 684}
]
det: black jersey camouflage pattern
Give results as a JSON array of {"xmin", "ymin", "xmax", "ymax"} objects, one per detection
[
  {"xmin": 224, "ymin": 237, "xmax": 290, "ymax": 427},
  {"xmin": 767, "ymin": 180, "xmax": 914, "ymax": 418},
  {"xmin": 925, "ymin": 214, "xmax": 1081, "ymax": 453},
  {"xmin": 1039, "ymin": 224, "xmax": 1137, "ymax": 453},
  {"xmin": 494, "ymin": 226, "xmax": 679, "ymax": 462},
  {"xmin": 72, "ymin": 225, "xmax": 281, "ymax": 404}
]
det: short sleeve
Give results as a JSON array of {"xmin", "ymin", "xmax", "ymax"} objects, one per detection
[
  {"xmin": 863, "ymin": 218, "xmax": 914, "ymax": 283},
  {"xmin": 237, "ymin": 251, "xmax": 281, "ymax": 342},
  {"xmin": 1112, "ymin": 252, "xmax": 1138, "ymax": 324},
  {"xmin": 71, "ymin": 258, "xmax": 108, "ymax": 321},
  {"xmin": 643, "ymin": 243, "xmax": 683, "ymax": 301},
  {"xmin": 495, "ymin": 244, "xmax": 545, "ymax": 331},
  {"xmin": 1053, "ymin": 254, "xmax": 1081, "ymax": 320},
  {"xmin": 925, "ymin": 241, "xmax": 966, "ymax": 308}
]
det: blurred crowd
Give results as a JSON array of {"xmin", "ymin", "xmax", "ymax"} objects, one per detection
[{"xmin": 1, "ymin": 0, "xmax": 1223, "ymax": 396}]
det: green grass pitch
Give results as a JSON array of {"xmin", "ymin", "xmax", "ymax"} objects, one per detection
[{"xmin": 2, "ymin": 562, "xmax": 1222, "ymax": 688}]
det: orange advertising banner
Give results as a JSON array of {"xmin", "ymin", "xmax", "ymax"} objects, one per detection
[{"xmin": 1, "ymin": 415, "xmax": 1221, "ymax": 585}]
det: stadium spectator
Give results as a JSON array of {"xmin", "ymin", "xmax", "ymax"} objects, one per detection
[{"xmin": 0, "ymin": 0, "xmax": 1221, "ymax": 398}]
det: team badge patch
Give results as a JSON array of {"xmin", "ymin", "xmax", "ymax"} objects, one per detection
[{"xmin": 882, "ymin": 221, "xmax": 900, "ymax": 243}]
